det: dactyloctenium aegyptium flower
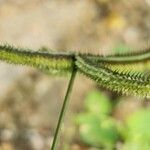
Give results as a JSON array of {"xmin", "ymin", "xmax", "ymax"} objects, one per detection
[{"xmin": 0, "ymin": 44, "xmax": 149, "ymax": 98}]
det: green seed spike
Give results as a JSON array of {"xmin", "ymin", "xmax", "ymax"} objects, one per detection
[
  {"xmin": 76, "ymin": 55, "xmax": 150, "ymax": 98},
  {"xmin": 0, "ymin": 44, "xmax": 150, "ymax": 149},
  {"xmin": 0, "ymin": 44, "xmax": 150, "ymax": 98},
  {"xmin": 88, "ymin": 58, "xmax": 150, "ymax": 75},
  {"xmin": 0, "ymin": 45, "xmax": 74, "ymax": 74},
  {"xmin": 87, "ymin": 48, "xmax": 150, "ymax": 62},
  {"xmin": 85, "ymin": 49, "xmax": 150, "ymax": 75}
]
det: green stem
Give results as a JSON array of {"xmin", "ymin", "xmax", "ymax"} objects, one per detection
[{"xmin": 51, "ymin": 67, "xmax": 77, "ymax": 150}]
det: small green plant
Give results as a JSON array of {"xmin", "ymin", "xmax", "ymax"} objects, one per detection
[
  {"xmin": 123, "ymin": 109, "xmax": 150, "ymax": 150},
  {"xmin": 76, "ymin": 90, "xmax": 150, "ymax": 150},
  {"xmin": 0, "ymin": 44, "xmax": 149, "ymax": 149},
  {"xmin": 76, "ymin": 90, "xmax": 119, "ymax": 149}
]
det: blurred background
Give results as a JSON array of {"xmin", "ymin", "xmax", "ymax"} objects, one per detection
[{"xmin": 0, "ymin": 0, "xmax": 150, "ymax": 150}]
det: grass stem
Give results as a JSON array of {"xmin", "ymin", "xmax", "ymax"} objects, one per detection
[{"xmin": 51, "ymin": 67, "xmax": 77, "ymax": 150}]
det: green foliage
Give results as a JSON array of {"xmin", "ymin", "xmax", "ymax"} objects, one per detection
[
  {"xmin": 85, "ymin": 90, "xmax": 112, "ymax": 116},
  {"xmin": 76, "ymin": 91, "xmax": 119, "ymax": 149},
  {"xmin": 123, "ymin": 109, "xmax": 150, "ymax": 150},
  {"xmin": 77, "ymin": 114, "xmax": 119, "ymax": 149},
  {"xmin": 76, "ymin": 90, "xmax": 150, "ymax": 149},
  {"xmin": 126, "ymin": 109, "xmax": 150, "ymax": 141}
]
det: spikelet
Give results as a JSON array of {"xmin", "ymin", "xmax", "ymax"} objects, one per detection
[
  {"xmin": 0, "ymin": 44, "xmax": 74, "ymax": 74},
  {"xmin": 76, "ymin": 55, "xmax": 150, "ymax": 98},
  {"xmin": 0, "ymin": 44, "xmax": 150, "ymax": 98}
]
